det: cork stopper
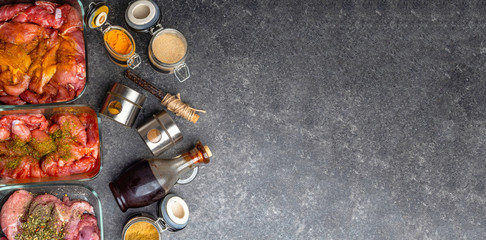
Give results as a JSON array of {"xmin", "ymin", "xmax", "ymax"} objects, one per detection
[
  {"xmin": 190, "ymin": 114, "xmax": 200, "ymax": 123},
  {"xmin": 203, "ymin": 145, "xmax": 212, "ymax": 157}
]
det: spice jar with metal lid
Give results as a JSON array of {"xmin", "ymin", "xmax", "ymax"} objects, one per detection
[
  {"xmin": 100, "ymin": 82, "xmax": 146, "ymax": 127},
  {"xmin": 85, "ymin": 2, "xmax": 141, "ymax": 69},
  {"xmin": 122, "ymin": 194, "xmax": 190, "ymax": 240},
  {"xmin": 137, "ymin": 110, "xmax": 183, "ymax": 156},
  {"xmin": 124, "ymin": 0, "xmax": 191, "ymax": 82}
]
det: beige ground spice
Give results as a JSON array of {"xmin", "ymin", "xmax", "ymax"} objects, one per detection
[{"xmin": 152, "ymin": 33, "xmax": 186, "ymax": 64}]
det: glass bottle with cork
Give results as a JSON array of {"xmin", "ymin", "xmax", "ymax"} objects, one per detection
[{"xmin": 109, "ymin": 141, "xmax": 212, "ymax": 212}]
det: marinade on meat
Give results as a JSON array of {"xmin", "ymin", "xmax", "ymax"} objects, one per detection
[
  {"xmin": 0, "ymin": 1, "xmax": 86, "ymax": 105},
  {"xmin": 0, "ymin": 190, "xmax": 100, "ymax": 240},
  {"xmin": 0, "ymin": 113, "xmax": 100, "ymax": 179}
]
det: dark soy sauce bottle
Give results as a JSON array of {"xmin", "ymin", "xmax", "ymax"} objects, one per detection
[{"xmin": 109, "ymin": 141, "xmax": 211, "ymax": 212}]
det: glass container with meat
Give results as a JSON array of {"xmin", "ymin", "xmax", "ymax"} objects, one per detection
[
  {"xmin": 0, "ymin": 184, "xmax": 104, "ymax": 240},
  {"xmin": 0, "ymin": 0, "xmax": 87, "ymax": 106},
  {"xmin": 0, "ymin": 105, "xmax": 102, "ymax": 185}
]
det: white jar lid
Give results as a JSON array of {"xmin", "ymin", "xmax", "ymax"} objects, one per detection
[
  {"xmin": 158, "ymin": 194, "xmax": 190, "ymax": 231},
  {"xmin": 125, "ymin": 0, "xmax": 160, "ymax": 31}
]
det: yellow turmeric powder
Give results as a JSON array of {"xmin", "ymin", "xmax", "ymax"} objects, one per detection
[
  {"xmin": 104, "ymin": 29, "xmax": 133, "ymax": 55},
  {"xmin": 125, "ymin": 221, "xmax": 159, "ymax": 240}
]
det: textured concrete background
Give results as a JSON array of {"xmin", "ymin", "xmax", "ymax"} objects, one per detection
[{"xmin": 74, "ymin": 0, "xmax": 486, "ymax": 239}]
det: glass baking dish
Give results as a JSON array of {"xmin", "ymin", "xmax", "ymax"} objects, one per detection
[
  {"xmin": 0, "ymin": 104, "xmax": 102, "ymax": 185},
  {"xmin": 0, "ymin": 183, "xmax": 104, "ymax": 239},
  {"xmin": 0, "ymin": 0, "xmax": 88, "ymax": 107}
]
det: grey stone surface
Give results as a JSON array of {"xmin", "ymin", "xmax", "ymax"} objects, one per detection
[{"xmin": 72, "ymin": 0, "xmax": 486, "ymax": 239}]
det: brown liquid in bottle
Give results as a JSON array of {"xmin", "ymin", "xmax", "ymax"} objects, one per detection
[
  {"xmin": 109, "ymin": 141, "xmax": 211, "ymax": 212},
  {"xmin": 109, "ymin": 161, "xmax": 166, "ymax": 212}
]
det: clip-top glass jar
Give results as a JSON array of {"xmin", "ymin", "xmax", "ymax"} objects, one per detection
[
  {"xmin": 125, "ymin": 0, "xmax": 190, "ymax": 82},
  {"xmin": 85, "ymin": 2, "xmax": 141, "ymax": 69},
  {"xmin": 122, "ymin": 194, "xmax": 189, "ymax": 239},
  {"xmin": 148, "ymin": 28, "xmax": 190, "ymax": 82}
]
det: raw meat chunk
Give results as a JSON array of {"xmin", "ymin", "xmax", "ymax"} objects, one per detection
[
  {"xmin": 58, "ymin": 4, "xmax": 82, "ymax": 34},
  {"xmin": 12, "ymin": 4, "xmax": 64, "ymax": 29},
  {"xmin": 0, "ymin": 95, "xmax": 26, "ymax": 105},
  {"xmin": 0, "ymin": 190, "xmax": 33, "ymax": 240},
  {"xmin": 67, "ymin": 214, "xmax": 100, "ymax": 240},
  {"xmin": 0, "ymin": 4, "xmax": 32, "ymax": 22}
]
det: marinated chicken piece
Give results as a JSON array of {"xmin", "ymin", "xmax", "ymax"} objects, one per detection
[
  {"xmin": 29, "ymin": 159, "xmax": 44, "ymax": 178},
  {"xmin": 26, "ymin": 39, "xmax": 47, "ymax": 95},
  {"xmin": 0, "ymin": 22, "xmax": 41, "ymax": 45},
  {"xmin": 52, "ymin": 32, "xmax": 85, "ymax": 99},
  {"xmin": 48, "ymin": 123, "xmax": 60, "ymax": 133},
  {"xmin": 0, "ymin": 70, "xmax": 11, "ymax": 84},
  {"xmin": 11, "ymin": 158, "xmax": 32, "ymax": 179},
  {"xmin": 62, "ymin": 30, "xmax": 85, "ymax": 62},
  {"xmin": 41, "ymin": 152, "xmax": 61, "ymax": 176},
  {"xmin": 11, "ymin": 120, "xmax": 31, "ymax": 142},
  {"xmin": 70, "ymin": 156, "xmax": 96, "ymax": 175},
  {"xmin": 3, "ymin": 71, "xmax": 30, "ymax": 97},
  {"xmin": 78, "ymin": 113, "xmax": 97, "ymax": 145},
  {"xmin": 62, "ymin": 30, "xmax": 86, "ymax": 96},
  {"xmin": 28, "ymin": 30, "xmax": 59, "ymax": 95},
  {"xmin": 52, "ymin": 113, "xmax": 87, "ymax": 146},
  {"xmin": 0, "ymin": 127, "xmax": 9, "ymax": 141},
  {"xmin": 78, "ymin": 113, "xmax": 99, "ymax": 160},
  {"xmin": 0, "ymin": 42, "xmax": 33, "ymax": 98},
  {"xmin": 0, "ymin": 43, "xmax": 31, "ymax": 74},
  {"xmin": 30, "ymin": 129, "xmax": 56, "ymax": 156}
]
